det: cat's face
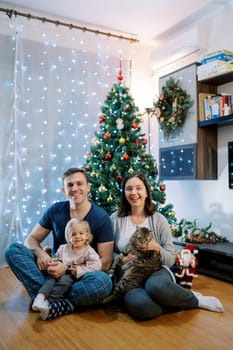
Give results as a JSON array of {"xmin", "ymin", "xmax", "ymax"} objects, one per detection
[{"xmin": 130, "ymin": 227, "xmax": 154, "ymax": 250}]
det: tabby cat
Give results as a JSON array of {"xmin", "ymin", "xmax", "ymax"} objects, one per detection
[{"xmin": 102, "ymin": 226, "xmax": 162, "ymax": 304}]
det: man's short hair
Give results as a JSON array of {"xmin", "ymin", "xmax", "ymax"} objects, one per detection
[{"xmin": 62, "ymin": 167, "xmax": 89, "ymax": 183}]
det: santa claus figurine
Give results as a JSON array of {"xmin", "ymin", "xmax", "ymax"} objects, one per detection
[{"xmin": 174, "ymin": 244, "xmax": 198, "ymax": 288}]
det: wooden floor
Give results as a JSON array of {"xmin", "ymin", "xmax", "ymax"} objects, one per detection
[{"xmin": 0, "ymin": 267, "xmax": 232, "ymax": 350}]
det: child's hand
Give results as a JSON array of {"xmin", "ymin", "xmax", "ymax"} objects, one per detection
[{"xmin": 70, "ymin": 263, "xmax": 78, "ymax": 276}]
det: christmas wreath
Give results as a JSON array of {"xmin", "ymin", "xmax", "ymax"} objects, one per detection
[{"xmin": 154, "ymin": 77, "xmax": 193, "ymax": 138}]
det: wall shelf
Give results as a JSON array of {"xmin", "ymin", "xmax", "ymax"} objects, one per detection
[
  {"xmin": 198, "ymin": 71, "xmax": 233, "ymax": 85},
  {"xmin": 159, "ymin": 63, "xmax": 218, "ymax": 180},
  {"xmin": 158, "ymin": 64, "xmax": 233, "ymax": 180},
  {"xmin": 199, "ymin": 114, "xmax": 233, "ymax": 127}
]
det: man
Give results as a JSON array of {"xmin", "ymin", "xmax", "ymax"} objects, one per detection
[{"xmin": 4, "ymin": 167, "xmax": 114, "ymax": 320}]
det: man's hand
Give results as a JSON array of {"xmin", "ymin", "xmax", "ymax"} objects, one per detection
[
  {"xmin": 36, "ymin": 249, "xmax": 52, "ymax": 271},
  {"xmin": 121, "ymin": 252, "xmax": 137, "ymax": 265},
  {"xmin": 47, "ymin": 261, "xmax": 67, "ymax": 278}
]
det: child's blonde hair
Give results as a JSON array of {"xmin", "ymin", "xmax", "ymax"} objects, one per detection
[{"xmin": 65, "ymin": 218, "xmax": 92, "ymax": 244}]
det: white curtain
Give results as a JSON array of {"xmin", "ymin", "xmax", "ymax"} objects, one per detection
[{"xmin": 0, "ymin": 11, "xmax": 134, "ymax": 267}]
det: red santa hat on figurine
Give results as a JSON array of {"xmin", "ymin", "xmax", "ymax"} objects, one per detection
[{"xmin": 185, "ymin": 244, "xmax": 198, "ymax": 255}]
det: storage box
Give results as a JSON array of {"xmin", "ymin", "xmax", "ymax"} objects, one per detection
[
  {"xmin": 200, "ymin": 49, "xmax": 233, "ymax": 64},
  {"xmin": 197, "ymin": 60, "xmax": 233, "ymax": 81},
  {"xmin": 197, "ymin": 60, "xmax": 227, "ymax": 73}
]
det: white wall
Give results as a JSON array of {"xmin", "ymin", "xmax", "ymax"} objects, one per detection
[{"xmin": 132, "ymin": 1, "xmax": 233, "ymax": 242}]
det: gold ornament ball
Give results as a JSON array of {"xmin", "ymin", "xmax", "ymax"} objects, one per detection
[{"xmin": 99, "ymin": 185, "xmax": 107, "ymax": 193}]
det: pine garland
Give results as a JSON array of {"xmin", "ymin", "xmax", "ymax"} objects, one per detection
[
  {"xmin": 154, "ymin": 77, "xmax": 193, "ymax": 138},
  {"xmin": 171, "ymin": 219, "xmax": 228, "ymax": 243}
]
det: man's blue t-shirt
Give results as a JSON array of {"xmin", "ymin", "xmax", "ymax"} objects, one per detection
[{"xmin": 39, "ymin": 201, "xmax": 113, "ymax": 253}]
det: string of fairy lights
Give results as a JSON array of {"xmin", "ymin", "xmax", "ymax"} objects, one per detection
[{"xmin": 0, "ymin": 8, "xmax": 137, "ymax": 264}]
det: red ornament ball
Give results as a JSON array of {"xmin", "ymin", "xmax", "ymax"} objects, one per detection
[
  {"xmin": 116, "ymin": 174, "xmax": 122, "ymax": 181},
  {"xmin": 118, "ymin": 72, "xmax": 123, "ymax": 81},
  {"xmin": 132, "ymin": 122, "xmax": 138, "ymax": 129},
  {"xmin": 160, "ymin": 184, "xmax": 166, "ymax": 191},
  {"xmin": 105, "ymin": 152, "xmax": 112, "ymax": 160},
  {"xmin": 99, "ymin": 114, "xmax": 106, "ymax": 123},
  {"xmin": 123, "ymin": 153, "xmax": 129, "ymax": 160},
  {"xmin": 104, "ymin": 132, "xmax": 111, "ymax": 139}
]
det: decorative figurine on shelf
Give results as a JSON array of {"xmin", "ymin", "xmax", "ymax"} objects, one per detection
[{"xmin": 174, "ymin": 244, "xmax": 198, "ymax": 289}]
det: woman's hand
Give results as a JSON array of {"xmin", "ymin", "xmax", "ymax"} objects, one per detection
[{"xmin": 138, "ymin": 239, "xmax": 161, "ymax": 253}]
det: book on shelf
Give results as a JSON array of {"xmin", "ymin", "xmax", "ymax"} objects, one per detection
[
  {"xmin": 199, "ymin": 93, "xmax": 233, "ymax": 121},
  {"xmin": 203, "ymin": 96, "xmax": 212, "ymax": 120},
  {"xmin": 210, "ymin": 95, "xmax": 221, "ymax": 118},
  {"xmin": 221, "ymin": 94, "xmax": 232, "ymax": 116},
  {"xmin": 198, "ymin": 93, "xmax": 211, "ymax": 121}
]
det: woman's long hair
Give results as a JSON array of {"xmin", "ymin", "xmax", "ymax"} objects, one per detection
[{"xmin": 118, "ymin": 173, "xmax": 157, "ymax": 217}]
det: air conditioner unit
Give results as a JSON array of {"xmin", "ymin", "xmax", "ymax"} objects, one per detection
[
  {"xmin": 152, "ymin": 46, "xmax": 201, "ymax": 70},
  {"xmin": 151, "ymin": 28, "xmax": 203, "ymax": 70}
]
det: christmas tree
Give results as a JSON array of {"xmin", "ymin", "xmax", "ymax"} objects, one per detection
[{"xmin": 84, "ymin": 63, "xmax": 176, "ymax": 223}]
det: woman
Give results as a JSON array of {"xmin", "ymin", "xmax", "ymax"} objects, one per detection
[{"xmin": 111, "ymin": 173, "xmax": 223, "ymax": 321}]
